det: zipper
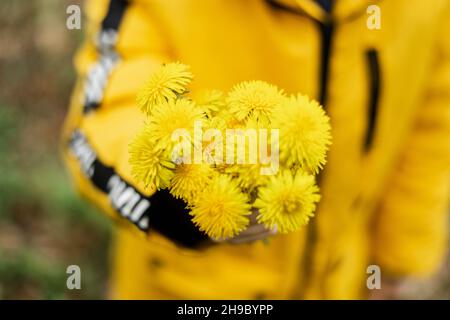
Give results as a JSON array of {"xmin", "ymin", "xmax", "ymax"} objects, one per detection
[
  {"xmin": 263, "ymin": 0, "xmax": 336, "ymax": 298},
  {"xmin": 318, "ymin": 21, "xmax": 334, "ymax": 108},
  {"xmin": 300, "ymin": 18, "xmax": 335, "ymax": 299},
  {"xmin": 364, "ymin": 49, "xmax": 381, "ymax": 151}
]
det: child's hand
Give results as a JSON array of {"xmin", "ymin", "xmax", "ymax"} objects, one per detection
[
  {"xmin": 368, "ymin": 278, "xmax": 403, "ymax": 300},
  {"xmin": 213, "ymin": 209, "xmax": 277, "ymax": 244}
]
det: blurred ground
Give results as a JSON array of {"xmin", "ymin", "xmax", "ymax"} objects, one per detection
[
  {"xmin": 0, "ymin": 1, "xmax": 448, "ymax": 300},
  {"xmin": 0, "ymin": 0, "xmax": 112, "ymax": 299}
]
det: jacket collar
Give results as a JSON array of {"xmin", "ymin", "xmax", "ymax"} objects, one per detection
[{"xmin": 269, "ymin": 0, "xmax": 379, "ymax": 23}]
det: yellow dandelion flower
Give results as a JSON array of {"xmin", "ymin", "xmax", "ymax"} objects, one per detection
[
  {"xmin": 204, "ymin": 114, "xmax": 228, "ymax": 133},
  {"xmin": 129, "ymin": 129, "xmax": 175, "ymax": 190},
  {"xmin": 190, "ymin": 175, "xmax": 251, "ymax": 239},
  {"xmin": 145, "ymin": 98, "xmax": 206, "ymax": 151},
  {"xmin": 137, "ymin": 62, "xmax": 193, "ymax": 114},
  {"xmin": 245, "ymin": 113, "xmax": 271, "ymax": 129},
  {"xmin": 227, "ymin": 80, "xmax": 285, "ymax": 123},
  {"xmin": 199, "ymin": 113, "xmax": 246, "ymax": 166},
  {"xmin": 211, "ymin": 109, "xmax": 244, "ymax": 130},
  {"xmin": 232, "ymin": 164, "xmax": 269, "ymax": 192},
  {"xmin": 254, "ymin": 170, "xmax": 320, "ymax": 233},
  {"xmin": 272, "ymin": 94, "xmax": 332, "ymax": 174},
  {"xmin": 222, "ymin": 117, "xmax": 275, "ymax": 190},
  {"xmin": 169, "ymin": 164, "xmax": 214, "ymax": 205},
  {"xmin": 195, "ymin": 89, "xmax": 226, "ymax": 118}
]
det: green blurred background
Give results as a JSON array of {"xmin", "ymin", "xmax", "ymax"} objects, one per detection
[
  {"xmin": 0, "ymin": 0, "xmax": 448, "ymax": 299},
  {"xmin": 0, "ymin": 0, "xmax": 112, "ymax": 299}
]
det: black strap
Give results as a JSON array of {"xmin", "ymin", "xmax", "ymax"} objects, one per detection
[
  {"xmin": 82, "ymin": 0, "xmax": 130, "ymax": 114},
  {"xmin": 68, "ymin": 130, "xmax": 209, "ymax": 248},
  {"xmin": 101, "ymin": 0, "xmax": 129, "ymax": 31}
]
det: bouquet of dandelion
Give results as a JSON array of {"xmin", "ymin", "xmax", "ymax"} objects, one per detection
[{"xmin": 129, "ymin": 62, "xmax": 331, "ymax": 240}]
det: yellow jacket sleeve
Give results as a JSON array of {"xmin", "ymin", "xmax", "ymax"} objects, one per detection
[
  {"xmin": 61, "ymin": 0, "xmax": 208, "ymax": 247},
  {"xmin": 373, "ymin": 4, "xmax": 450, "ymax": 276}
]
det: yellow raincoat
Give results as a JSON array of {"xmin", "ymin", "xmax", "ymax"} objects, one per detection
[{"xmin": 62, "ymin": 0, "xmax": 450, "ymax": 299}]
